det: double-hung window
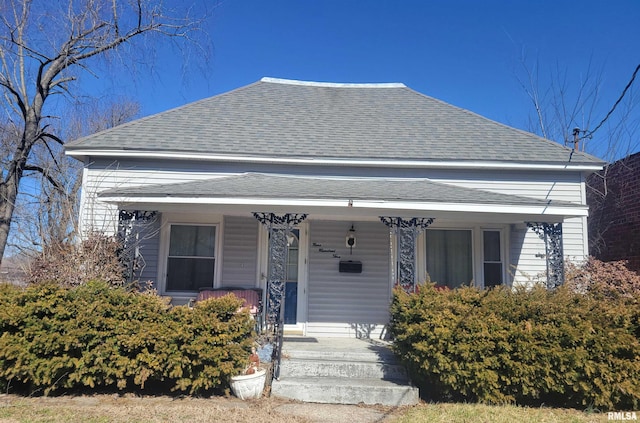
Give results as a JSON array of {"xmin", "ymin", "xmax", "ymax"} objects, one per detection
[
  {"xmin": 166, "ymin": 224, "xmax": 216, "ymax": 292},
  {"xmin": 483, "ymin": 230, "xmax": 503, "ymax": 287}
]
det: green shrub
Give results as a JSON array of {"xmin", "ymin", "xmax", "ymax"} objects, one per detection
[
  {"xmin": 389, "ymin": 283, "xmax": 640, "ymax": 410},
  {"xmin": 0, "ymin": 281, "xmax": 254, "ymax": 395}
]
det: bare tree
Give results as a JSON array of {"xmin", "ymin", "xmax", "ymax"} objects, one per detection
[
  {"xmin": 7, "ymin": 98, "xmax": 140, "ymax": 257},
  {"xmin": 516, "ymin": 54, "xmax": 640, "ymax": 257},
  {"xmin": 0, "ymin": 0, "xmax": 207, "ymax": 266},
  {"xmin": 516, "ymin": 55, "xmax": 639, "ymax": 161}
]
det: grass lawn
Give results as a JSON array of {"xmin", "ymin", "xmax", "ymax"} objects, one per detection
[
  {"xmin": 394, "ymin": 402, "xmax": 605, "ymax": 423},
  {"xmin": 0, "ymin": 394, "xmax": 609, "ymax": 423}
]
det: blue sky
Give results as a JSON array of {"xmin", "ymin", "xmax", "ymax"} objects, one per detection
[{"xmin": 85, "ymin": 0, "xmax": 640, "ymax": 159}]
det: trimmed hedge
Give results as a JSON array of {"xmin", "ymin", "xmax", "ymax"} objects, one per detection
[
  {"xmin": 0, "ymin": 281, "xmax": 254, "ymax": 395},
  {"xmin": 389, "ymin": 283, "xmax": 640, "ymax": 410}
]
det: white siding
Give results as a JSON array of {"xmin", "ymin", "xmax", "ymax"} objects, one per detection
[
  {"xmin": 80, "ymin": 159, "xmax": 225, "ymax": 235},
  {"xmin": 510, "ymin": 217, "xmax": 588, "ymax": 288},
  {"xmin": 221, "ymin": 216, "xmax": 259, "ymax": 288},
  {"xmin": 306, "ymin": 220, "xmax": 391, "ymax": 338},
  {"xmin": 510, "ymin": 223, "xmax": 546, "ymax": 287},
  {"xmin": 432, "ymin": 170, "xmax": 583, "ymax": 203},
  {"xmin": 563, "ymin": 217, "xmax": 588, "ymax": 260}
]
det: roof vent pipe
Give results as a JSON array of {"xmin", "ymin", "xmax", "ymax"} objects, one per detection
[{"xmin": 572, "ymin": 127, "xmax": 581, "ymax": 151}]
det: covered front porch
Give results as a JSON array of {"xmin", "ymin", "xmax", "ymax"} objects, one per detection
[{"xmin": 106, "ymin": 173, "xmax": 586, "ymax": 339}]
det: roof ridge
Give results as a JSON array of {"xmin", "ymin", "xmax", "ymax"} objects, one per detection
[{"xmin": 260, "ymin": 77, "xmax": 405, "ymax": 88}]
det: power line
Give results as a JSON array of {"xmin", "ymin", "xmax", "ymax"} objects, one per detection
[{"xmin": 581, "ymin": 63, "xmax": 640, "ymax": 140}]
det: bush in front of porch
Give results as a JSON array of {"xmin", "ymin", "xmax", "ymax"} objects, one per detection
[
  {"xmin": 389, "ymin": 274, "xmax": 640, "ymax": 410},
  {"xmin": 0, "ymin": 281, "xmax": 254, "ymax": 395}
]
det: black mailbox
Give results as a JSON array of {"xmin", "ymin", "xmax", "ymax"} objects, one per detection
[{"xmin": 339, "ymin": 260, "xmax": 362, "ymax": 273}]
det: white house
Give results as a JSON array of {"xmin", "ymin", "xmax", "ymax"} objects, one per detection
[{"xmin": 65, "ymin": 77, "xmax": 604, "ymax": 338}]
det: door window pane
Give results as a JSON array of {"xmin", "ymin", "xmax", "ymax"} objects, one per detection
[{"xmin": 426, "ymin": 229, "xmax": 473, "ymax": 288}]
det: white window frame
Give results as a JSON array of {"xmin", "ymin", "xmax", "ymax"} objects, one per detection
[
  {"xmin": 418, "ymin": 223, "xmax": 509, "ymax": 289},
  {"xmin": 481, "ymin": 228, "xmax": 505, "ymax": 288},
  {"xmin": 157, "ymin": 216, "xmax": 222, "ymax": 297}
]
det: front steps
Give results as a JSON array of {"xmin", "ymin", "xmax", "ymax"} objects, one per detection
[{"xmin": 270, "ymin": 337, "xmax": 419, "ymax": 406}]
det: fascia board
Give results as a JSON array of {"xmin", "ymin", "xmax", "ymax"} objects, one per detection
[
  {"xmin": 98, "ymin": 195, "xmax": 589, "ymax": 217},
  {"xmin": 65, "ymin": 149, "xmax": 604, "ymax": 172}
]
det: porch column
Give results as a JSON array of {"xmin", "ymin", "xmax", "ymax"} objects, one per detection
[
  {"xmin": 117, "ymin": 210, "xmax": 158, "ymax": 283},
  {"xmin": 526, "ymin": 222, "xmax": 565, "ymax": 289},
  {"xmin": 253, "ymin": 213, "xmax": 308, "ymax": 326},
  {"xmin": 380, "ymin": 217, "xmax": 434, "ymax": 293}
]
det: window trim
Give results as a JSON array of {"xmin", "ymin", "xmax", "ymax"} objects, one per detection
[
  {"xmin": 158, "ymin": 219, "xmax": 222, "ymax": 296},
  {"xmin": 481, "ymin": 229, "xmax": 505, "ymax": 288}
]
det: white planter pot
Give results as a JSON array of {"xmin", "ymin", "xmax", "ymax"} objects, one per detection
[{"xmin": 229, "ymin": 368, "xmax": 266, "ymax": 400}]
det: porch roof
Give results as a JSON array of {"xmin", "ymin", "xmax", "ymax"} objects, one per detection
[{"xmin": 99, "ymin": 173, "xmax": 588, "ymax": 220}]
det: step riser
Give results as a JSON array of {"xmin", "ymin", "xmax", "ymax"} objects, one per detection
[
  {"xmin": 271, "ymin": 381, "xmax": 419, "ymax": 406},
  {"xmin": 284, "ymin": 350, "xmax": 397, "ymax": 362},
  {"xmin": 278, "ymin": 360, "xmax": 408, "ymax": 380}
]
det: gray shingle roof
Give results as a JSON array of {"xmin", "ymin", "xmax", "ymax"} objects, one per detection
[
  {"xmin": 67, "ymin": 78, "xmax": 603, "ymax": 166},
  {"xmin": 99, "ymin": 173, "xmax": 582, "ymax": 209}
]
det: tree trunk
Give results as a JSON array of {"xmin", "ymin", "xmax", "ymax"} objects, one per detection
[
  {"xmin": 0, "ymin": 173, "xmax": 20, "ymax": 267},
  {"xmin": 0, "ymin": 118, "xmax": 38, "ymax": 267}
]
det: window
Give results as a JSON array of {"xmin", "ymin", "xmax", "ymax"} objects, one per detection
[
  {"xmin": 426, "ymin": 229, "xmax": 473, "ymax": 288},
  {"xmin": 483, "ymin": 230, "xmax": 503, "ymax": 287},
  {"xmin": 166, "ymin": 225, "xmax": 216, "ymax": 292}
]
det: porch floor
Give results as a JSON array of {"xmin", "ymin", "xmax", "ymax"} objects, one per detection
[{"xmin": 271, "ymin": 337, "xmax": 419, "ymax": 406}]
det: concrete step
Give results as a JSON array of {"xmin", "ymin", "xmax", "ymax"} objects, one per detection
[
  {"xmin": 271, "ymin": 376, "xmax": 419, "ymax": 406},
  {"xmin": 271, "ymin": 338, "xmax": 419, "ymax": 406},
  {"xmin": 278, "ymin": 358, "xmax": 409, "ymax": 381}
]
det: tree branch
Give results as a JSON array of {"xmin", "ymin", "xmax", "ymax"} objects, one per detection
[
  {"xmin": 23, "ymin": 164, "xmax": 65, "ymax": 193},
  {"xmin": 0, "ymin": 75, "xmax": 26, "ymax": 117},
  {"xmin": 40, "ymin": 131, "xmax": 65, "ymax": 146}
]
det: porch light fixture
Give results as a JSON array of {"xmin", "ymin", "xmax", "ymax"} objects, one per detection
[{"xmin": 346, "ymin": 225, "xmax": 356, "ymax": 254}]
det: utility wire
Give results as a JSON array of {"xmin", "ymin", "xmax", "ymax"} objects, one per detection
[{"xmin": 582, "ymin": 63, "xmax": 640, "ymax": 139}]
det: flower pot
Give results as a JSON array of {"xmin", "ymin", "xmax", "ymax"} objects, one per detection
[{"xmin": 229, "ymin": 368, "xmax": 266, "ymax": 400}]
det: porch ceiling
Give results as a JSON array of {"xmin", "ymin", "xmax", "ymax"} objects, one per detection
[{"xmin": 98, "ymin": 173, "xmax": 588, "ymax": 222}]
